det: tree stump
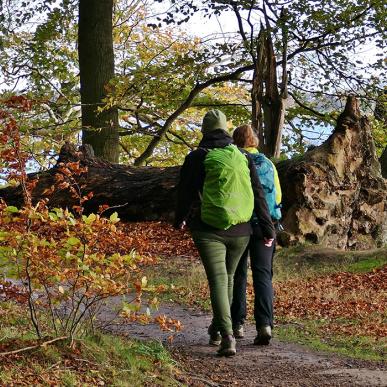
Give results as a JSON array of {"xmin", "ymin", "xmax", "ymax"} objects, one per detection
[{"xmin": 276, "ymin": 96, "xmax": 387, "ymax": 249}]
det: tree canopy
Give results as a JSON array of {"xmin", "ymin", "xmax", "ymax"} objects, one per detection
[{"xmin": 0, "ymin": 0, "xmax": 385, "ymax": 166}]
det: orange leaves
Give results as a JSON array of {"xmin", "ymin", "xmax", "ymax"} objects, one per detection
[
  {"xmin": 120, "ymin": 221, "xmax": 198, "ymax": 259},
  {"xmin": 0, "ymin": 281, "xmax": 28, "ymax": 304},
  {"xmin": 154, "ymin": 314, "xmax": 183, "ymax": 332},
  {"xmin": 1, "ymin": 97, "xmax": 34, "ymax": 207},
  {"xmin": 3, "ymin": 95, "xmax": 33, "ymax": 112},
  {"xmin": 274, "ymin": 266, "xmax": 387, "ymax": 338}
]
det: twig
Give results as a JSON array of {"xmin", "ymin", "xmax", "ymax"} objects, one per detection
[
  {"xmin": 74, "ymin": 358, "xmax": 100, "ymax": 366},
  {"xmin": 46, "ymin": 360, "xmax": 62, "ymax": 371},
  {"xmin": 0, "ymin": 336, "xmax": 68, "ymax": 357},
  {"xmin": 187, "ymin": 374, "xmax": 220, "ymax": 387}
]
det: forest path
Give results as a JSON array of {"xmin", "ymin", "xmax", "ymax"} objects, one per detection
[{"xmin": 101, "ymin": 300, "xmax": 386, "ymax": 387}]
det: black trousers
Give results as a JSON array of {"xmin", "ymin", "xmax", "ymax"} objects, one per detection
[{"xmin": 231, "ymin": 235, "xmax": 275, "ymax": 329}]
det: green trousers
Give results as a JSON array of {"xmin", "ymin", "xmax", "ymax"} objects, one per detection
[{"xmin": 192, "ymin": 231, "xmax": 250, "ymax": 336}]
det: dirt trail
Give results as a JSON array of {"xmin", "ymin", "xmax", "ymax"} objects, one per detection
[{"xmin": 102, "ymin": 300, "xmax": 386, "ymax": 387}]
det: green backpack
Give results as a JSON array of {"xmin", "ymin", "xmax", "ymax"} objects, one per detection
[{"xmin": 201, "ymin": 144, "xmax": 254, "ymax": 230}]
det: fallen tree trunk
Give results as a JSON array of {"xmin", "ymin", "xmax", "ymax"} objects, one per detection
[
  {"xmin": 1, "ymin": 97, "xmax": 386, "ymax": 249},
  {"xmin": 1, "ymin": 144, "xmax": 180, "ymax": 221}
]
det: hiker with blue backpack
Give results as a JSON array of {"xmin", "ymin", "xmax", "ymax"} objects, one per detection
[
  {"xmin": 230, "ymin": 124, "xmax": 282, "ymax": 346},
  {"xmin": 174, "ymin": 110, "xmax": 275, "ymax": 357}
]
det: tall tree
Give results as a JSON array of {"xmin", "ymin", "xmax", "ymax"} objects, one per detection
[{"xmin": 78, "ymin": 0, "xmax": 119, "ymax": 162}]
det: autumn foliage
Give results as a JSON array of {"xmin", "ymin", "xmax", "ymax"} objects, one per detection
[
  {"xmin": 1, "ymin": 96, "xmax": 385, "ymax": 354},
  {"xmin": 0, "ymin": 97, "xmax": 181, "ymax": 342}
]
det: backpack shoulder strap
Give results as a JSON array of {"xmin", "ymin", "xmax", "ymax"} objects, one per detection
[{"xmin": 250, "ymin": 152, "xmax": 266, "ymax": 164}]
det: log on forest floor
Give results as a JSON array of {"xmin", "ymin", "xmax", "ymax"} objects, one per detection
[
  {"xmin": 1, "ymin": 97, "xmax": 386, "ymax": 250},
  {"xmin": 1, "ymin": 144, "xmax": 180, "ymax": 222}
]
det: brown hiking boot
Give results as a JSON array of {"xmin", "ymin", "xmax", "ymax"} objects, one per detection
[
  {"xmin": 217, "ymin": 335, "xmax": 236, "ymax": 357},
  {"xmin": 253, "ymin": 325, "xmax": 272, "ymax": 345}
]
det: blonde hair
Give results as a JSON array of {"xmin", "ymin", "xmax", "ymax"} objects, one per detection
[{"xmin": 232, "ymin": 124, "xmax": 258, "ymax": 148}]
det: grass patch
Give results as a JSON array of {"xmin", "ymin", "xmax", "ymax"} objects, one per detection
[
  {"xmin": 346, "ymin": 256, "xmax": 386, "ymax": 273},
  {"xmin": 0, "ymin": 301, "xmax": 183, "ymax": 386},
  {"xmin": 143, "ymin": 257, "xmax": 211, "ymax": 311},
  {"xmin": 274, "ymin": 245, "xmax": 387, "ymax": 280},
  {"xmin": 275, "ymin": 319, "xmax": 386, "ymax": 362}
]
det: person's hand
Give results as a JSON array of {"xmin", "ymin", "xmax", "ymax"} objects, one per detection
[{"xmin": 263, "ymin": 238, "xmax": 274, "ymax": 247}]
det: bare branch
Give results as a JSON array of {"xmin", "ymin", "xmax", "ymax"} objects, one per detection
[
  {"xmin": 0, "ymin": 336, "xmax": 68, "ymax": 357},
  {"xmin": 288, "ymin": 91, "xmax": 330, "ymax": 118}
]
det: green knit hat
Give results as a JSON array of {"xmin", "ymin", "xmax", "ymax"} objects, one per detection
[{"xmin": 201, "ymin": 109, "xmax": 228, "ymax": 134}]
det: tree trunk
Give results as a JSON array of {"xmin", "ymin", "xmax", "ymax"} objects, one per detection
[
  {"xmin": 251, "ymin": 32, "xmax": 264, "ymax": 149},
  {"xmin": 251, "ymin": 29, "xmax": 287, "ymax": 158},
  {"xmin": 78, "ymin": 0, "xmax": 119, "ymax": 163},
  {"xmin": 1, "ymin": 98, "xmax": 386, "ymax": 249},
  {"xmin": 374, "ymin": 89, "xmax": 386, "ymax": 178},
  {"xmin": 0, "ymin": 143, "xmax": 179, "ymax": 221},
  {"xmin": 380, "ymin": 147, "xmax": 387, "ymax": 178}
]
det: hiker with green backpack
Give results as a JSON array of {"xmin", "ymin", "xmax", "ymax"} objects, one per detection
[
  {"xmin": 174, "ymin": 110, "xmax": 275, "ymax": 357},
  {"xmin": 230, "ymin": 124, "xmax": 282, "ymax": 346}
]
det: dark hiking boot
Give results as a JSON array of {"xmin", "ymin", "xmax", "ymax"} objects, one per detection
[
  {"xmin": 208, "ymin": 324, "xmax": 221, "ymax": 346},
  {"xmin": 233, "ymin": 324, "xmax": 244, "ymax": 339},
  {"xmin": 217, "ymin": 335, "xmax": 236, "ymax": 357},
  {"xmin": 253, "ymin": 325, "xmax": 272, "ymax": 345}
]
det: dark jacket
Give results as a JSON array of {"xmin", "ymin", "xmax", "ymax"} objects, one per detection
[{"xmin": 174, "ymin": 129, "xmax": 275, "ymax": 239}]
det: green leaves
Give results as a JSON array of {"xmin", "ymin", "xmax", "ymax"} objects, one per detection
[
  {"xmin": 66, "ymin": 236, "xmax": 81, "ymax": 246},
  {"xmin": 5, "ymin": 206, "xmax": 19, "ymax": 214}
]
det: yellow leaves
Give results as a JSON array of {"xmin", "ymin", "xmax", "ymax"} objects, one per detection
[
  {"xmin": 0, "ymin": 231, "xmax": 9, "ymax": 241},
  {"xmin": 148, "ymin": 296, "xmax": 159, "ymax": 311},
  {"xmin": 42, "ymin": 185, "xmax": 55, "ymax": 196},
  {"xmin": 109, "ymin": 212, "xmax": 120, "ymax": 224},
  {"xmin": 66, "ymin": 237, "xmax": 81, "ymax": 246},
  {"xmin": 83, "ymin": 213, "xmax": 97, "ymax": 225}
]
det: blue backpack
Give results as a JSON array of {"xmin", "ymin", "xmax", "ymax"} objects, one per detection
[{"xmin": 250, "ymin": 153, "xmax": 282, "ymax": 220}]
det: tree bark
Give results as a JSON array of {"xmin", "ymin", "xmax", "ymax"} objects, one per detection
[
  {"xmin": 380, "ymin": 147, "xmax": 387, "ymax": 178},
  {"xmin": 251, "ymin": 31, "xmax": 265, "ymax": 148},
  {"xmin": 0, "ymin": 142, "xmax": 179, "ymax": 221},
  {"xmin": 251, "ymin": 29, "xmax": 287, "ymax": 158},
  {"xmin": 78, "ymin": 0, "xmax": 119, "ymax": 162},
  {"xmin": 276, "ymin": 96, "xmax": 387, "ymax": 249}
]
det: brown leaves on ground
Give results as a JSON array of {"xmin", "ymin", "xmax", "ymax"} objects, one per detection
[
  {"xmin": 0, "ymin": 341, "xmax": 110, "ymax": 386},
  {"xmin": 274, "ymin": 266, "xmax": 387, "ymax": 338},
  {"xmin": 0, "ymin": 281, "xmax": 28, "ymax": 303},
  {"xmin": 119, "ymin": 221, "xmax": 198, "ymax": 259}
]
